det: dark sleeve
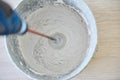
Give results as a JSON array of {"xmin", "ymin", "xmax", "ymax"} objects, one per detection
[{"xmin": 0, "ymin": 0, "xmax": 13, "ymax": 17}]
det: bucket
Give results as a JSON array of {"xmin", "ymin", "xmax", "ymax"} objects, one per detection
[{"xmin": 5, "ymin": 0, "xmax": 97, "ymax": 80}]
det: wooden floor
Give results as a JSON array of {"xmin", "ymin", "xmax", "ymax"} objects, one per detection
[
  {"xmin": 0, "ymin": 0, "xmax": 120, "ymax": 80},
  {"xmin": 71, "ymin": 0, "xmax": 120, "ymax": 80}
]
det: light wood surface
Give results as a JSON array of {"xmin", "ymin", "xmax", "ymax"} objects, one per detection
[
  {"xmin": 0, "ymin": 0, "xmax": 120, "ymax": 80},
  {"xmin": 71, "ymin": 0, "xmax": 120, "ymax": 80}
]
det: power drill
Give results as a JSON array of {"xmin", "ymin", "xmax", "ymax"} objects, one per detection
[
  {"xmin": 0, "ymin": 0, "xmax": 27, "ymax": 35},
  {"xmin": 0, "ymin": 1, "xmax": 55, "ymax": 40}
]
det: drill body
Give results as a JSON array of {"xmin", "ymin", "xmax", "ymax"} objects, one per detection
[{"xmin": 0, "ymin": 1, "xmax": 27, "ymax": 35}]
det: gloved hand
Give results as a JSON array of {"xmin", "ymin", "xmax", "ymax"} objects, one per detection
[{"xmin": 0, "ymin": 0, "xmax": 27, "ymax": 35}]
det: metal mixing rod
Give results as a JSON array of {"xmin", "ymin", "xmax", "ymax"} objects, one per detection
[{"xmin": 27, "ymin": 28, "xmax": 56, "ymax": 41}]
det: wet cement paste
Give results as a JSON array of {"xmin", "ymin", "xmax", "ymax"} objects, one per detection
[{"xmin": 18, "ymin": 4, "xmax": 90, "ymax": 78}]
